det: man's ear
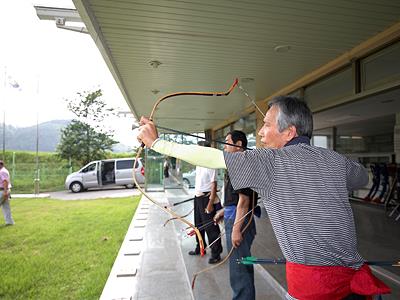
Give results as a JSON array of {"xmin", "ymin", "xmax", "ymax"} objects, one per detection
[
  {"xmin": 286, "ymin": 126, "xmax": 298, "ymax": 141},
  {"xmin": 236, "ymin": 140, "xmax": 243, "ymax": 148}
]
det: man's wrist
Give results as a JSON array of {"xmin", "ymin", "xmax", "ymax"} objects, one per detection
[
  {"xmin": 232, "ymin": 226, "xmax": 242, "ymax": 233},
  {"xmin": 150, "ymin": 138, "xmax": 160, "ymax": 149}
]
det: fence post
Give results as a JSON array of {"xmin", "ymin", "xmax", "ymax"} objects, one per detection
[
  {"xmin": 12, "ymin": 151, "xmax": 15, "ymax": 180},
  {"xmin": 34, "ymin": 169, "xmax": 40, "ymax": 195}
]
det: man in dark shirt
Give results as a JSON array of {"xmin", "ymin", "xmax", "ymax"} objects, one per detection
[{"xmin": 214, "ymin": 130, "xmax": 257, "ymax": 300}]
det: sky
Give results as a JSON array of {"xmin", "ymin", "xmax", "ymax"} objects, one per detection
[{"xmin": 0, "ymin": 0, "xmax": 139, "ymax": 147}]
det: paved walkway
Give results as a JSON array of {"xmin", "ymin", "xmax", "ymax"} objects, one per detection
[
  {"xmin": 48, "ymin": 187, "xmax": 141, "ymax": 200},
  {"xmin": 12, "ymin": 193, "xmax": 50, "ymax": 198},
  {"xmin": 12, "ymin": 187, "xmax": 141, "ymax": 201},
  {"xmin": 172, "ymin": 190, "xmax": 286, "ymax": 300}
]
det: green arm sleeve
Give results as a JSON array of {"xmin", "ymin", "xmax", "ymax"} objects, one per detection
[{"xmin": 151, "ymin": 139, "xmax": 227, "ymax": 169}]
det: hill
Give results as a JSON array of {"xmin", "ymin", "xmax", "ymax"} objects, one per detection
[
  {"xmin": 1, "ymin": 120, "xmax": 69, "ymax": 152},
  {"xmin": 0, "ymin": 120, "xmax": 132, "ymax": 153}
]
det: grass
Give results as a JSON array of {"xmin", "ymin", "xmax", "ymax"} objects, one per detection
[{"xmin": 0, "ymin": 196, "xmax": 140, "ymax": 300}]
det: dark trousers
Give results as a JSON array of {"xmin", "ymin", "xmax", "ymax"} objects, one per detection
[
  {"xmin": 342, "ymin": 295, "xmax": 385, "ymax": 300},
  {"xmin": 342, "ymin": 295, "xmax": 367, "ymax": 299},
  {"xmin": 193, "ymin": 195, "xmax": 222, "ymax": 258},
  {"xmin": 225, "ymin": 215, "xmax": 256, "ymax": 300}
]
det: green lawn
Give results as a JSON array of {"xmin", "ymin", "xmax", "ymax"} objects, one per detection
[{"xmin": 0, "ymin": 196, "xmax": 140, "ymax": 300}]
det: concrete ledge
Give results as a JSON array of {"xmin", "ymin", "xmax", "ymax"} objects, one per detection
[
  {"xmin": 371, "ymin": 266, "xmax": 400, "ymax": 287},
  {"xmin": 100, "ymin": 196, "xmax": 150, "ymax": 300},
  {"xmin": 254, "ymin": 264, "xmax": 287, "ymax": 299},
  {"xmin": 100, "ymin": 192, "xmax": 194, "ymax": 300}
]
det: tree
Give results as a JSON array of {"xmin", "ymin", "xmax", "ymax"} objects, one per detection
[{"xmin": 57, "ymin": 89, "xmax": 117, "ymax": 166}]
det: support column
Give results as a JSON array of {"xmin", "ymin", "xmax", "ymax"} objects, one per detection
[
  {"xmin": 332, "ymin": 126, "xmax": 337, "ymax": 151},
  {"xmin": 393, "ymin": 114, "xmax": 400, "ymax": 163},
  {"xmin": 205, "ymin": 129, "xmax": 213, "ymax": 146},
  {"xmin": 256, "ymin": 101, "xmax": 269, "ymax": 148}
]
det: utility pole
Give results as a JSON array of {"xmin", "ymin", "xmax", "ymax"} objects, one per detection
[
  {"xmin": 34, "ymin": 75, "xmax": 40, "ymax": 195},
  {"xmin": 34, "ymin": 114, "xmax": 40, "ymax": 195},
  {"xmin": 2, "ymin": 111, "xmax": 5, "ymax": 161},
  {"xmin": 2, "ymin": 67, "xmax": 21, "ymax": 162},
  {"xmin": 3, "ymin": 67, "xmax": 6, "ymax": 161}
]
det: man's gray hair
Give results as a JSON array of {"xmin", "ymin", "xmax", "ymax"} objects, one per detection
[{"xmin": 268, "ymin": 96, "xmax": 313, "ymax": 138}]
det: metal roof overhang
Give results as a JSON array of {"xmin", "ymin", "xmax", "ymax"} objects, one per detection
[{"xmin": 71, "ymin": 0, "xmax": 400, "ymax": 134}]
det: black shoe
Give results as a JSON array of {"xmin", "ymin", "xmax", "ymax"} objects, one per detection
[
  {"xmin": 188, "ymin": 249, "xmax": 206, "ymax": 256},
  {"xmin": 208, "ymin": 256, "xmax": 221, "ymax": 264}
]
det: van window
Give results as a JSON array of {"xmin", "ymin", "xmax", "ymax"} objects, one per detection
[
  {"xmin": 81, "ymin": 163, "xmax": 96, "ymax": 173},
  {"xmin": 116, "ymin": 160, "xmax": 135, "ymax": 170}
]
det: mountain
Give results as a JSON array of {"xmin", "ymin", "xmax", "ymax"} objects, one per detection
[
  {"xmin": 112, "ymin": 143, "xmax": 133, "ymax": 153},
  {"xmin": 0, "ymin": 120, "xmax": 131, "ymax": 153},
  {"xmin": 0, "ymin": 120, "xmax": 70, "ymax": 152}
]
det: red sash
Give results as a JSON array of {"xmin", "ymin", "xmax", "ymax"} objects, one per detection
[{"xmin": 286, "ymin": 262, "xmax": 391, "ymax": 300}]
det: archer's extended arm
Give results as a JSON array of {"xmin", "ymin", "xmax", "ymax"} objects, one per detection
[{"xmin": 152, "ymin": 139, "xmax": 226, "ymax": 169}]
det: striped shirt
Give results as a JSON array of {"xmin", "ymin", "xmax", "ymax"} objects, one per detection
[{"xmin": 223, "ymin": 138, "xmax": 368, "ymax": 268}]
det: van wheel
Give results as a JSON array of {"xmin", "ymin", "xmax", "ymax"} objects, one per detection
[
  {"xmin": 183, "ymin": 178, "xmax": 190, "ymax": 186},
  {"xmin": 125, "ymin": 184, "xmax": 135, "ymax": 189},
  {"xmin": 70, "ymin": 182, "xmax": 83, "ymax": 193}
]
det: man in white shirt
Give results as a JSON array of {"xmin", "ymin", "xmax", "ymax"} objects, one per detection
[{"xmin": 190, "ymin": 141, "xmax": 223, "ymax": 264}]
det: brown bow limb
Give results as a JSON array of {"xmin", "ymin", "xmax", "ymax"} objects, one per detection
[
  {"xmin": 133, "ymin": 79, "xmax": 239, "ymax": 257},
  {"xmin": 148, "ymin": 78, "xmax": 238, "ymax": 121},
  {"xmin": 133, "ymin": 146, "xmax": 205, "ymax": 255},
  {"xmin": 163, "ymin": 208, "xmax": 194, "ymax": 227}
]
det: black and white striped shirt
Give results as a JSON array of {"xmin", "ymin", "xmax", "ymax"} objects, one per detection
[{"xmin": 224, "ymin": 139, "xmax": 368, "ymax": 268}]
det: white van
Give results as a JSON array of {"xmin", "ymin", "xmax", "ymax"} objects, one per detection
[{"xmin": 65, "ymin": 158, "xmax": 145, "ymax": 193}]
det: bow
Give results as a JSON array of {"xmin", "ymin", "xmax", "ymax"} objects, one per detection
[
  {"xmin": 237, "ymin": 257, "xmax": 400, "ymax": 267},
  {"xmin": 133, "ymin": 79, "xmax": 239, "ymax": 257},
  {"xmin": 191, "ymin": 191, "xmax": 256, "ymax": 288}
]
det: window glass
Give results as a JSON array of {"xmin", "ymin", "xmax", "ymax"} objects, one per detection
[
  {"xmin": 81, "ymin": 163, "xmax": 96, "ymax": 173},
  {"xmin": 312, "ymin": 136, "xmax": 328, "ymax": 148},
  {"xmin": 233, "ymin": 118, "xmax": 245, "ymax": 131},
  {"xmin": 312, "ymin": 127, "xmax": 334, "ymax": 149},
  {"xmin": 215, "ymin": 129, "xmax": 224, "ymax": 150},
  {"xmin": 116, "ymin": 160, "xmax": 134, "ymax": 170},
  {"xmin": 222, "ymin": 125, "xmax": 231, "ymax": 137},
  {"xmin": 244, "ymin": 113, "xmax": 256, "ymax": 149},
  {"xmin": 361, "ymin": 41, "xmax": 400, "ymax": 91}
]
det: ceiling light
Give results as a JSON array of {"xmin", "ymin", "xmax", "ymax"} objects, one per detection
[
  {"xmin": 149, "ymin": 60, "xmax": 162, "ymax": 68},
  {"xmin": 151, "ymin": 89, "xmax": 160, "ymax": 95},
  {"xmin": 240, "ymin": 77, "xmax": 254, "ymax": 83},
  {"xmin": 274, "ymin": 45, "xmax": 291, "ymax": 53},
  {"xmin": 327, "ymin": 114, "xmax": 360, "ymax": 122},
  {"xmin": 380, "ymin": 99, "xmax": 395, "ymax": 104}
]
